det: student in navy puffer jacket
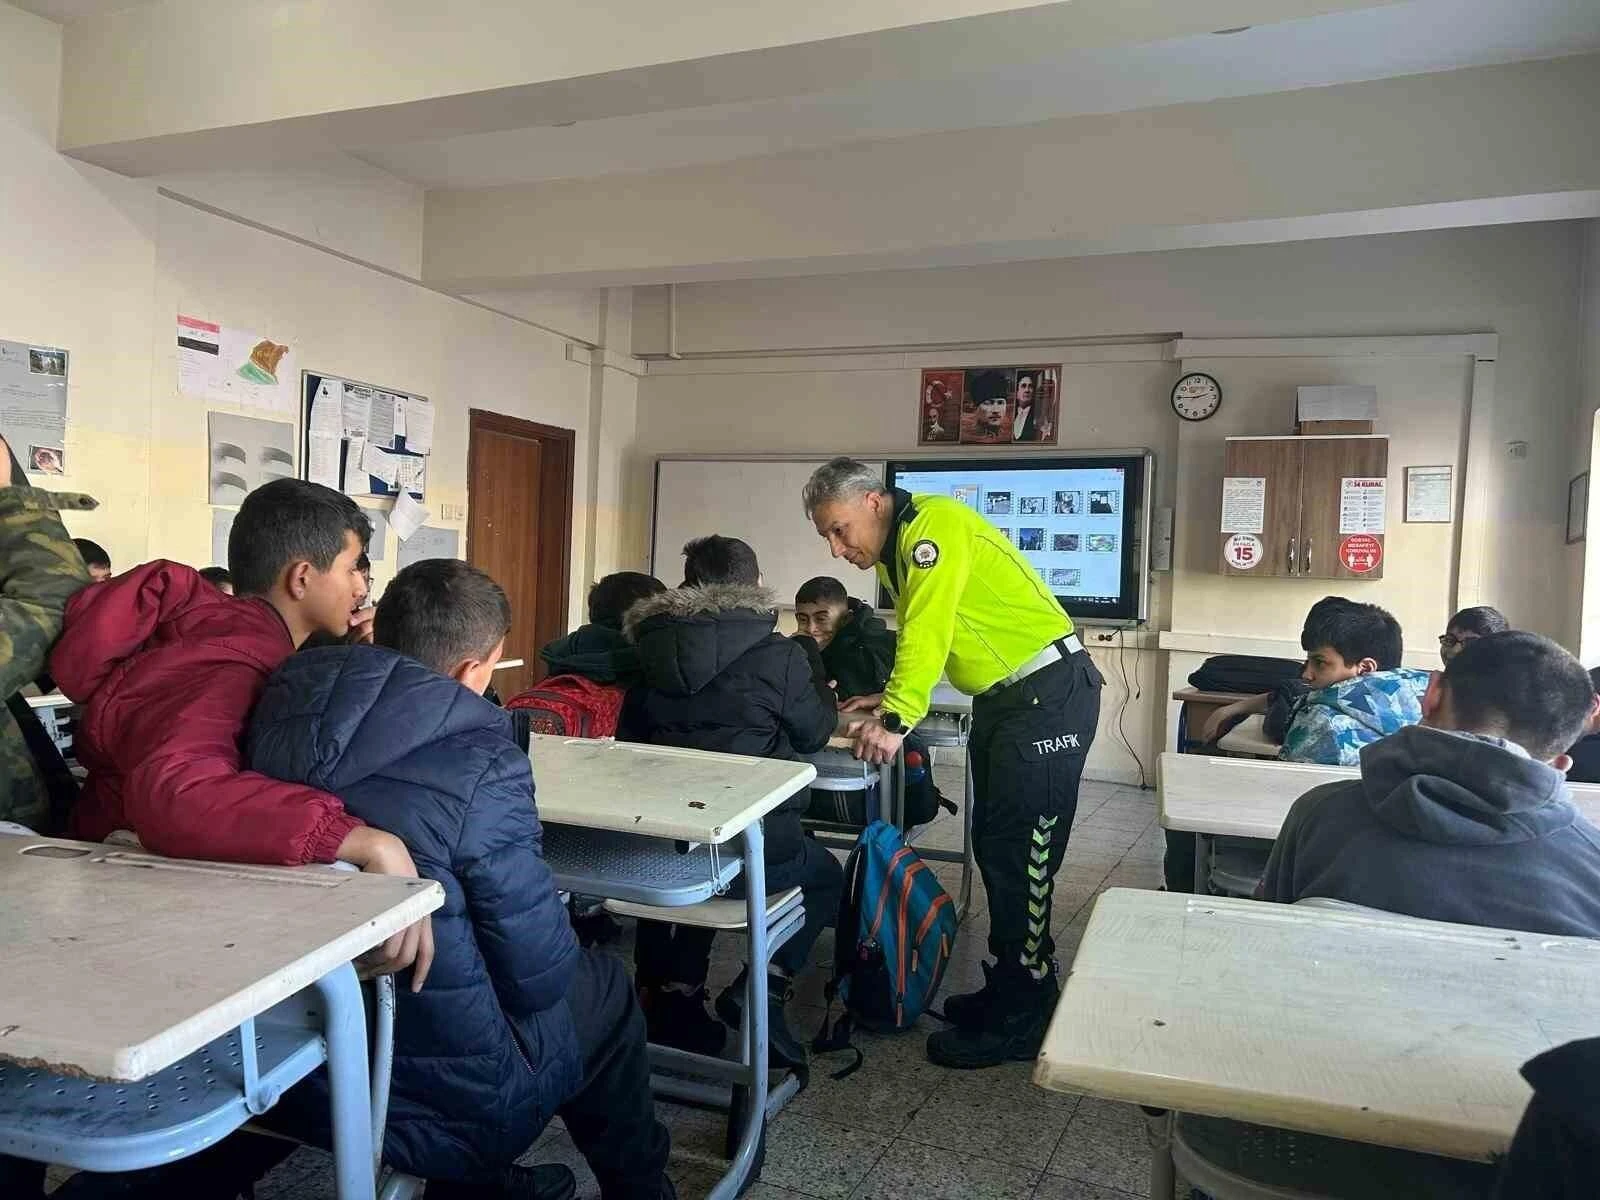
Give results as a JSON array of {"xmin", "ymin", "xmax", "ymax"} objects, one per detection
[{"xmin": 248, "ymin": 559, "xmax": 673, "ymax": 1200}]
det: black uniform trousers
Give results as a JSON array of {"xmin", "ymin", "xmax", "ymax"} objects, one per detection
[{"xmin": 969, "ymin": 649, "xmax": 1103, "ymax": 966}]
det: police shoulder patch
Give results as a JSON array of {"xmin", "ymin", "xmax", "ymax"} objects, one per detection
[{"xmin": 910, "ymin": 539, "xmax": 940, "ymax": 569}]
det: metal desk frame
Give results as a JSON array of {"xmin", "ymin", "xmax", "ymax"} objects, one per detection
[{"xmin": 541, "ymin": 819, "xmax": 788, "ymax": 1200}]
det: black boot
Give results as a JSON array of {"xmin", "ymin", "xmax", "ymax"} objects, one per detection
[
  {"xmin": 50, "ymin": 1131, "xmax": 297, "ymax": 1199},
  {"xmin": 0, "ymin": 1157, "xmax": 45, "ymax": 1199},
  {"xmin": 925, "ymin": 962, "xmax": 1059, "ymax": 1070},
  {"xmin": 715, "ymin": 968, "xmax": 808, "ymax": 1071},
  {"xmin": 639, "ymin": 984, "xmax": 727, "ymax": 1057},
  {"xmin": 939, "ymin": 960, "xmax": 1004, "ymax": 1031},
  {"xmin": 427, "ymin": 1163, "xmax": 577, "ymax": 1200}
]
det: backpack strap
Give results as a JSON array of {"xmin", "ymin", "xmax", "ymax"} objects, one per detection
[
  {"xmin": 811, "ymin": 990, "xmax": 864, "ymax": 1080},
  {"xmin": 5, "ymin": 692, "xmax": 79, "ymax": 837},
  {"xmin": 810, "ymin": 835, "xmax": 872, "ymax": 1079},
  {"xmin": 509, "ymin": 708, "xmax": 532, "ymax": 754}
]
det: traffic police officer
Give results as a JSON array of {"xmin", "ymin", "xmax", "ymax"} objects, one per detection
[{"xmin": 803, "ymin": 457, "xmax": 1102, "ymax": 1069}]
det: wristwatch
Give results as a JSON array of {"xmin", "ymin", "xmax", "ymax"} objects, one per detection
[{"xmin": 881, "ymin": 711, "xmax": 904, "ymax": 734}]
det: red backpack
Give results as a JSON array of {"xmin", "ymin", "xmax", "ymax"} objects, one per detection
[{"xmin": 506, "ymin": 674, "xmax": 626, "ymax": 738}]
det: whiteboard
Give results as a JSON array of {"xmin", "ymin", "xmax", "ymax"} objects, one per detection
[{"xmin": 652, "ymin": 459, "xmax": 886, "ymax": 604}]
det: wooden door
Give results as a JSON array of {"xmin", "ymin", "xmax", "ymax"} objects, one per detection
[
  {"xmin": 1220, "ymin": 438, "xmax": 1303, "ymax": 578},
  {"xmin": 467, "ymin": 411, "xmax": 575, "ymax": 699},
  {"xmin": 1298, "ymin": 436, "xmax": 1389, "ymax": 581}
]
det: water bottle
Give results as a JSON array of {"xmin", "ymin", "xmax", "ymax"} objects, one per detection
[{"xmin": 904, "ymin": 749, "xmax": 928, "ymax": 787}]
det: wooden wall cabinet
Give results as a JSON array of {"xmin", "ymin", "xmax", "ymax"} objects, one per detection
[{"xmin": 1218, "ymin": 435, "xmax": 1389, "ymax": 580}]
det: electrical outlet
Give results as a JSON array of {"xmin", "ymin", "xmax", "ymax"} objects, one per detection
[{"xmin": 1094, "ymin": 632, "xmax": 1116, "ymax": 643}]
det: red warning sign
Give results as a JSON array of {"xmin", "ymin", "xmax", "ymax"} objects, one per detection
[
  {"xmin": 1339, "ymin": 534, "xmax": 1383, "ymax": 574},
  {"xmin": 1224, "ymin": 533, "xmax": 1263, "ymax": 570}
]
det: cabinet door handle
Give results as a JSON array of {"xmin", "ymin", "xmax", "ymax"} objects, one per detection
[
  {"xmin": 1287, "ymin": 537, "xmax": 1298, "ymax": 574},
  {"xmin": 1303, "ymin": 538, "xmax": 1313, "ymax": 574}
]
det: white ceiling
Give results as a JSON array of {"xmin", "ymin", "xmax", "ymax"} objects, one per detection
[{"xmin": 354, "ymin": 0, "xmax": 1600, "ymax": 190}]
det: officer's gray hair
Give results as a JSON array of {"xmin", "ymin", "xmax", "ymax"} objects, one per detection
[{"xmin": 802, "ymin": 458, "xmax": 887, "ymax": 517}]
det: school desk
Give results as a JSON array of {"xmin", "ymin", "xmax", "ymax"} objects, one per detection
[
  {"xmin": 1035, "ymin": 888, "xmax": 1600, "ymax": 1185},
  {"xmin": 527, "ymin": 735, "xmax": 815, "ymax": 1200},
  {"xmin": 1159, "ymin": 751, "xmax": 1600, "ymax": 842},
  {"xmin": 1215, "ymin": 713, "xmax": 1279, "ymax": 758},
  {"xmin": 1170, "ymin": 688, "xmax": 1243, "ymax": 752},
  {"xmin": 1159, "ymin": 751, "xmax": 1600, "ymax": 897},
  {"xmin": 0, "ymin": 834, "xmax": 442, "ymax": 1197}
]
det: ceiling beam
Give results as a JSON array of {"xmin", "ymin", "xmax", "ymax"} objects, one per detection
[
  {"xmin": 417, "ymin": 55, "xmax": 1600, "ymax": 290},
  {"xmin": 58, "ymin": 0, "xmax": 1404, "ymax": 174}
]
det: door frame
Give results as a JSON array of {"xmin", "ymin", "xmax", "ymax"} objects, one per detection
[{"xmin": 466, "ymin": 408, "xmax": 577, "ymax": 656}]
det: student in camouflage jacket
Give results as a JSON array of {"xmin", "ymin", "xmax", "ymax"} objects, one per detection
[{"xmin": 0, "ymin": 434, "xmax": 94, "ymax": 829}]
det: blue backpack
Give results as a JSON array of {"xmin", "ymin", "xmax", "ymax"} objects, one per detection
[{"xmin": 813, "ymin": 821, "xmax": 958, "ymax": 1077}]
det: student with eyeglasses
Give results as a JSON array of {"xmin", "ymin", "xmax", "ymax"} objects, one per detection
[{"xmin": 1438, "ymin": 605, "xmax": 1510, "ymax": 665}]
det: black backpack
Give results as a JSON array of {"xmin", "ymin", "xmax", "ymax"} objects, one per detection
[{"xmin": 1187, "ymin": 655, "xmax": 1303, "ymax": 695}]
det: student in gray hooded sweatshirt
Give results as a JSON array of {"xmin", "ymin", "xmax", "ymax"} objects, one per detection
[{"xmin": 1261, "ymin": 630, "xmax": 1600, "ymax": 937}]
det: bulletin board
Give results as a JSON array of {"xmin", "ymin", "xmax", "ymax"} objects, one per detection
[{"xmin": 300, "ymin": 371, "xmax": 432, "ymax": 499}]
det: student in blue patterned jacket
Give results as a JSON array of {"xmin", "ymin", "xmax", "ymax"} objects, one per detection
[
  {"xmin": 1276, "ymin": 601, "xmax": 1431, "ymax": 765},
  {"xmin": 1201, "ymin": 600, "xmax": 1429, "ymax": 766}
]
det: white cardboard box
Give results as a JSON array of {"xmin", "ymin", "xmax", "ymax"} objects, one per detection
[{"xmin": 1297, "ymin": 385, "xmax": 1377, "ymax": 422}]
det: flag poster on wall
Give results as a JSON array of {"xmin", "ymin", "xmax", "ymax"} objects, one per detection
[{"xmin": 919, "ymin": 366, "xmax": 1061, "ymax": 446}]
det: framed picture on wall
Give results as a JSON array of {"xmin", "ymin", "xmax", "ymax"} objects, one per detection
[
  {"xmin": 919, "ymin": 364, "xmax": 1060, "ymax": 445},
  {"xmin": 1568, "ymin": 472, "xmax": 1588, "ymax": 545},
  {"xmin": 919, "ymin": 370, "xmax": 961, "ymax": 443}
]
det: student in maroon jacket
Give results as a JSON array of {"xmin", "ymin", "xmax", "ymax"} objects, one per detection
[{"xmin": 50, "ymin": 479, "xmax": 432, "ymax": 979}]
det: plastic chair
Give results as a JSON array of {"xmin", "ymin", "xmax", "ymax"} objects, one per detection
[
  {"xmin": 803, "ymin": 745, "xmax": 895, "ymax": 836},
  {"xmin": 603, "ymin": 889, "xmax": 808, "ymax": 1154},
  {"xmin": 1202, "ymin": 837, "xmax": 1272, "ymax": 898},
  {"xmin": 1169, "ymin": 1113, "xmax": 1496, "ymax": 1200},
  {"xmin": 0, "ymin": 963, "xmax": 377, "ymax": 1198}
]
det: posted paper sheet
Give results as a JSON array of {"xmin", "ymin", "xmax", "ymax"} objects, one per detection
[
  {"xmin": 397, "ymin": 524, "xmax": 459, "ymax": 569},
  {"xmin": 360, "ymin": 441, "xmax": 401, "ymax": 486},
  {"xmin": 367, "ymin": 391, "xmax": 399, "ymax": 449},
  {"xmin": 390, "ymin": 489, "xmax": 428, "ymax": 542},
  {"xmin": 403, "ymin": 396, "xmax": 435, "ymax": 453},
  {"xmin": 343, "ymin": 437, "xmax": 368, "ymax": 496},
  {"xmin": 397, "ymin": 454, "xmax": 426, "ymax": 498},
  {"xmin": 342, "ymin": 384, "xmax": 374, "ymax": 439},
  {"xmin": 1404, "ymin": 466, "xmax": 1453, "ymax": 523},
  {"xmin": 0, "ymin": 338, "xmax": 68, "ymax": 475},
  {"xmin": 178, "ymin": 314, "xmax": 296, "ymax": 415},
  {"xmin": 210, "ymin": 509, "xmax": 235, "ymax": 568},
  {"xmin": 360, "ymin": 507, "xmax": 390, "ymax": 561},
  {"xmin": 1338, "ymin": 477, "xmax": 1387, "ymax": 534},
  {"xmin": 306, "ymin": 433, "xmax": 343, "ymax": 489},
  {"xmin": 207, "ymin": 412, "xmax": 295, "ymax": 505},
  {"xmin": 1220, "ymin": 477, "xmax": 1266, "ymax": 534}
]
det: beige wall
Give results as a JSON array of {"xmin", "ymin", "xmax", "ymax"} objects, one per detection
[
  {"xmin": 1577, "ymin": 221, "xmax": 1600, "ymax": 662},
  {"xmin": 636, "ymin": 223, "xmax": 1585, "ymax": 644},
  {"xmin": 1170, "ymin": 352, "xmax": 1471, "ymax": 651},
  {"xmin": 632, "ymin": 226, "xmax": 1585, "ymax": 780},
  {"xmin": 0, "ymin": 1, "xmax": 610, "ymax": 633},
  {"xmin": 153, "ymin": 156, "xmax": 427, "ymax": 279}
]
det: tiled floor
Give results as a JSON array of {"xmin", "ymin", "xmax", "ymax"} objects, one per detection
[{"xmin": 181, "ymin": 761, "xmax": 1167, "ymax": 1200}]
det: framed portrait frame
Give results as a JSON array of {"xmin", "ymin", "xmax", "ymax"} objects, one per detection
[{"xmin": 918, "ymin": 365, "xmax": 1061, "ymax": 446}]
